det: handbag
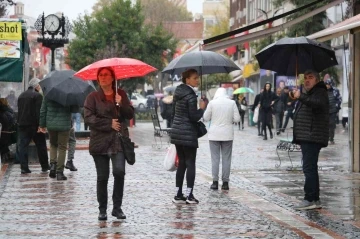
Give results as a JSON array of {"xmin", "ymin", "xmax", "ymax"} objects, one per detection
[
  {"xmin": 118, "ymin": 133, "xmax": 135, "ymax": 165},
  {"xmin": 196, "ymin": 121, "xmax": 207, "ymax": 138},
  {"xmin": 253, "ymin": 107, "xmax": 259, "ymax": 123}
]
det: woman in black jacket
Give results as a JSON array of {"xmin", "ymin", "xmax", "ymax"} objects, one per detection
[
  {"xmin": 260, "ymin": 83, "xmax": 278, "ymax": 140},
  {"xmin": 0, "ymin": 98, "xmax": 16, "ymax": 162},
  {"xmin": 170, "ymin": 69, "xmax": 206, "ymax": 204}
]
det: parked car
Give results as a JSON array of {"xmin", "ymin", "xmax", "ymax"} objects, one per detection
[{"xmin": 130, "ymin": 93, "xmax": 147, "ymax": 109}]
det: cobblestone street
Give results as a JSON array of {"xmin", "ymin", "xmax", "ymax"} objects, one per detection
[{"xmin": 0, "ymin": 123, "xmax": 359, "ymax": 238}]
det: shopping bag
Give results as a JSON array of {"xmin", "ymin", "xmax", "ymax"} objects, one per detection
[
  {"xmin": 253, "ymin": 107, "xmax": 259, "ymax": 123},
  {"xmin": 164, "ymin": 144, "xmax": 177, "ymax": 171}
]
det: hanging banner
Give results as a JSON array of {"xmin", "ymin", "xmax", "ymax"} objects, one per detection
[
  {"xmin": 0, "ymin": 22, "xmax": 22, "ymax": 40},
  {"xmin": 0, "ymin": 40, "xmax": 21, "ymax": 58}
]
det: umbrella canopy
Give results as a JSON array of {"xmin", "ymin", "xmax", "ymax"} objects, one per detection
[
  {"xmin": 233, "ymin": 87, "xmax": 254, "ymax": 94},
  {"xmin": 162, "ymin": 51, "xmax": 241, "ymax": 76},
  {"xmin": 74, "ymin": 58, "xmax": 157, "ymax": 80},
  {"xmin": 39, "ymin": 70, "xmax": 96, "ymax": 107},
  {"xmin": 255, "ymin": 37, "xmax": 338, "ymax": 76}
]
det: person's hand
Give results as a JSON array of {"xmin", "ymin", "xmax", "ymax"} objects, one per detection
[
  {"xmin": 294, "ymin": 90, "xmax": 301, "ymax": 99},
  {"xmin": 199, "ymin": 99, "xmax": 206, "ymax": 110},
  {"xmin": 112, "ymin": 119, "xmax": 121, "ymax": 131},
  {"xmin": 38, "ymin": 127, "xmax": 46, "ymax": 133},
  {"xmin": 271, "ymin": 101, "xmax": 274, "ymax": 106},
  {"xmin": 115, "ymin": 94, "xmax": 122, "ymax": 105},
  {"xmin": 287, "ymin": 102, "xmax": 291, "ymax": 106}
]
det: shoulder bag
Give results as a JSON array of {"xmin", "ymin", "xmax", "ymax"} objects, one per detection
[{"xmin": 117, "ymin": 132, "xmax": 135, "ymax": 165}]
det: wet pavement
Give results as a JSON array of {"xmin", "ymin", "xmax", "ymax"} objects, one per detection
[{"xmin": 0, "ymin": 122, "xmax": 359, "ymax": 238}]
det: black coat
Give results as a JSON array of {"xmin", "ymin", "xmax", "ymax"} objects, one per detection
[
  {"xmin": 293, "ymin": 81, "xmax": 329, "ymax": 147},
  {"xmin": 251, "ymin": 93, "xmax": 261, "ymax": 111},
  {"xmin": 260, "ymin": 90, "xmax": 277, "ymax": 113},
  {"xmin": 170, "ymin": 84, "xmax": 203, "ymax": 148},
  {"xmin": 17, "ymin": 87, "xmax": 43, "ymax": 128}
]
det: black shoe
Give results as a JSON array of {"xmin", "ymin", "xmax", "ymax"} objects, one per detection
[
  {"xmin": 56, "ymin": 171, "xmax": 67, "ymax": 181},
  {"xmin": 112, "ymin": 208, "xmax": 126, "ymax": 219},
  {"xmin": 186, "ymin": 195, "xmax": 199, "ymax": 204},
  {"xmin": 49, "ymin": 163, "xmax": 57, "ymax": 178},
  {"xmin": 270, "ymin": 132, "xmax": 273, "ymax": 139},
  {"xmin": 258, "ymin": 133, "xmax": 262, "ymax": 136},
  {"xmin": 221, "ymin": 182, "xmax": 229, "ymax": 190},
  {"xmin": 41, "ymin": 164, "xmax": 50, "ymax": 172},
  {"xmin": 263, "ymin": 136, "xmax": 267, "ymax": 140},
  {"xmin": 172, "ymin": 194, "xmax": 186, "ymax": 204},
  {"xmin": 276, "ymin": 131, "xmax": 280, "ymax": 135},
  {"xmin": 21, "ymin": 168, "xmax": 32, "ymax": 174},
  {"xmin": 242, "ymin": 126, "xmax": 244, "ymax": 130},
  {"xmin": 281, "ymin": 129, "xmax": 285, "ymax": 133},
  {"xmin": 65, "ymin": 160, "xmax": 78, "ymax": 171},
  {"xmin": 98, "ymin": 212, "xmax": 107, "ymax": 221},
  {"xmin": 210, "ymin": 181, "xmax": 218, "ymax": 190}
]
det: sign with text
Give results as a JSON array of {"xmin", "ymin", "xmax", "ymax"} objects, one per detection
[
  {"xmin": 276, "ymin": 75, "xmax": 297, "ymax": 90},
  {"xmin": 0, "ymin": 40, "xmax": 20, "ymax": 58},
  {"xmin": 0, "ymin": 22, "xmax": 22, "ymax": 40}
]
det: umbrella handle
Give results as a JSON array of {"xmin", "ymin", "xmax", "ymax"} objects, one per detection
[{"xmin": 115, "ymin": 80, "xmax": 119, "ymax": 106}]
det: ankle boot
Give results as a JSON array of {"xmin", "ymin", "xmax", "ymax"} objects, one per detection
[
  {"xmin": 263, "ymin": 134, "xmax": 268, "ymax": 140},
  {"xmin": 210, "ymin": 181, "xmax": 218, "ymax": 190},
  {"xmin": 221, "ymin": 182, "xmax": 229, "ymax": 190},
  {"xmin": 270, "ymin": 130, "xmax": 273, "ymax": 139},
  {"xmin": 112, "ymin": 207, "xmax": 126, "ymax": 219},
  {"xmin": 98, "ymin": 210, "xmax": 107, "ymax": 221},
  {"xmin": 65, "ymin": 160, "xmax": 78, "ymax": 171},
  {"xmin": 56, "ymin": 171, "xmax": 67, "ymax": 181},
  {"xmin": 49, "ymin": 163, "xmax": 57, "ymax": 178}
]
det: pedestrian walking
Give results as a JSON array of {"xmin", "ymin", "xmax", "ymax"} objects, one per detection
[
  {"xmin": 252, "ymin": 89, "xmax": 263, "ymax": 136},
  {"xmin": 84, "ymin": 67, "xmax": 134, "ymax": 221},
  {"xmin": 292, "ymin": 70, "xmax": 329, "ymax": 210},
  {"xmin": 17, "ymin": 78, "xmax": 49, "ymax": 174},
  {"xmin": 160, "ymin": 92, "xmax": 174, "ymax": 128},
  {"xmin": 259, "ymin": 83, "xmax": 277, "ymax": 140},
  {"xmin": 71, "ymin": 112, "xmax": 82, "ymax": 131},
  {"xmin": 0, "ymin": 98, "xmax": 16, "ymax": 163},
  {"xmin": 235, "ymin": 94, "xmax": 247, "ymax": 130},
  {"xmin": 170, "ymin": 69, "xmax": 206, "ymax": 204},
  {"xmin": 6, "ymin": 90, "xmax": 18, "ymax": 113},
  {"xmin": 203, "ymin": 87, "xmax": 240, "ymax": 190},
  {"xmin": 39, "ymin": 95, "xmax": 79, "ymax": 181},
  {"xmin": 324, "ymin": 79, "xmax": 342, "ymax": 144},
  {"xmin": 282, "ymin": 88, "xmax": 297, "ymax": 131},
  {"xmin": 65, "ymin": 125, "xmax": 78, "ymax": 171},
  {"xmin": 273, "ymin": 88, "xmax": 285, "ymax": 135}
]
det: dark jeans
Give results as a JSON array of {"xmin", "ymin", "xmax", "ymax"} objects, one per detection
[
  {"xmin": 301, "ymin": 143, "xmax": 322, "ymax": 202},
  {"xmin": 275, "ymin": 112, "xmax": 284, "ymax": 132},
  {"xmin": 261, "ymin": 110, "xmax": 272, "ymax": 136},
  {"xmin": 329, "ymin": 112, "xmax": 337, "ymax": 141},
  {"xmin": 18, "ymin": 126, "xmax": 48, "ymax": 170},
  {"xmin": 93, "ymin": 152, "xmax": 126, "ymax": 212},
  {"xmin": 239, "ymin": 111, "xmax": 245, "ymax": 128},
  {"xmin": 175, "ymin": 145, "xmax": 197, "ymax": 189},
  {"xmin": 283, "ymin": 109, "xmax": 294, "ymax": 129}
]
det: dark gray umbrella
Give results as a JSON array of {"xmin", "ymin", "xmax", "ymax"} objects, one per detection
[
  {"xmin": 39, "ymin": 70, "xmax": 96, "ymax": 106},
  {"xmin": 162, "ymin": 51, "xmax": 241, "ymax": 76},
  {"xmin": 255, "ymin": 37, "xmax": 338, "ymax": 76}
]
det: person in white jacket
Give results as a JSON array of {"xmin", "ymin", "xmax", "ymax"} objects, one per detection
[{"xmin": 203, "ymin": 87, "xmax": 240, "ymax": 190}]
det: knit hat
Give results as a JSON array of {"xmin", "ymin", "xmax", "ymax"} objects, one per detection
[{"xmin": 28, "ymin": 78, "xmax": 40, "ymax": 88}]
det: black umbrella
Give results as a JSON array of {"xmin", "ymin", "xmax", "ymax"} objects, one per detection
[
  {"xmin": 162, "ymin": 51, "xmax": 240, "ymax": 76},
  {"xmin": 255, "ymin": 36, "xmax": 338, "ymax": 76},
  {"xmin": 39, "ymin": 70, "xmax": 96, "ymax": 106}
]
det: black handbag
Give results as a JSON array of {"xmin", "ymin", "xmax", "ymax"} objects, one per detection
[
  {"xmin": 118, "ymin": 133, "xmax": 135, "ymax": 165},
  {"xmin": 196, "ymin": 121, "xmax": 207, "ymax": 138}
]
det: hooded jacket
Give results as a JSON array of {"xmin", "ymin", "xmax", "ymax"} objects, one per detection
[
  {"xmin": 293, "ymin": 81, "xmax": 329, "ymax": 147},
  {"xmin": 170, "ymin": 84, "xmax": 204, "ymax": 148},
  {"xmin": 260, "ymin": 83, "xmax": 277, "ymax": 112},
  {"xmin": 203, "ymin": 88, "xmax": 240, "ymax": 141},
  {"xmin": 160, "ymin": 95, "xmax": 173, "ymax": 120}
]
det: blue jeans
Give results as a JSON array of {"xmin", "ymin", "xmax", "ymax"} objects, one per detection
[
  {"xmin": 71, "ymin": 113, "xmax": 81, "ymax": 131},
  {"xmin": 301, "ymin": 143, "xmax": 322, "ymax": 202}
]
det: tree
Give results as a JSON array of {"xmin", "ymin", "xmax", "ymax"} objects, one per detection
[
  {"xmin": 205, "ymin": 3, "xmax": 229, "ymax": 38},
  {"xmin": 0, "ymin": 4, "xmax": 8, "ymax": 17},
  {"xmin": 67, "ymin": 0, "xmax": 177, "ymax": 95}
]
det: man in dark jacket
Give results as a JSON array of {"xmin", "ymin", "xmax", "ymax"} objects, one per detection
[
  {"xmin": 325, "ymin": 79, "xmax": 342, "ymax": 144},
  {"xmin": 292, "ymin": 70, "xmax": 329, "ymax": 210},
  {"xmin": 17, "ymin": 78, "xmax": 49, "ymax": 174}
]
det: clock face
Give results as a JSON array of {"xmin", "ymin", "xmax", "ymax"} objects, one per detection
[{"xmin": 45, "ymin": 14, "xmax": 60, "ymax": 32}]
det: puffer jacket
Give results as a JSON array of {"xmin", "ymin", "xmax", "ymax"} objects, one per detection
[
  {"xmin": 327, "ymin": 88, "xmax": 338, "ymax": 114},
  {"xmin": 39, "ymin": 98, "xmax": 78, "ymax": 131},
  {"xmin": 84, "ymin": 88, "xmax": 134, "ymax": 155},
  {"xmin": 293, "ymin": 81, "xmax": 329, "ymax": 147},
  {"xmin": 170, "ymin": 84, "xmax": 203, "ymax": 148}
]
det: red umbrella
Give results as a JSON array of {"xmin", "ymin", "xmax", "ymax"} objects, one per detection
[{"xmin": 74, "ymin": 58, "xmax": 157, "ymax": 81}]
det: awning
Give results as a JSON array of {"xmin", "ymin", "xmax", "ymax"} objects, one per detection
[
  {"xmin": 307, "ymin": 14, "xmax": 360, "ymax": 42},
  {"xmin": 203, "ymin": 0, "xmax": 344, "ymax": 51}
]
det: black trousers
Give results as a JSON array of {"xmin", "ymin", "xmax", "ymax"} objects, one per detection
[
  {"xmin": 261, "ymin": 110, "xmax": 273, "ymax": 136},
  {"xmin": 93, "ymin": 152, "xmax": 126, "ymax": 212},
  {"xmin": 175, "ymin": 145, "xmax": 197, "ymax": 189},
  {"xmin": 329, "ymin": 112, "xmax": 337, "ymax": 141},
  {"xmin": 18, "ymin": 126, "xmax": 49, "ymax": 169},
  {"xmin": 301, "ymin": 143, "xmax": 322, "ymax": 202}
]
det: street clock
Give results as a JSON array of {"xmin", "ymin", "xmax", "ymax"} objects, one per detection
[{"xmin": 44, "ymin": 14, "xmax": 60, "ymax": 33}]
